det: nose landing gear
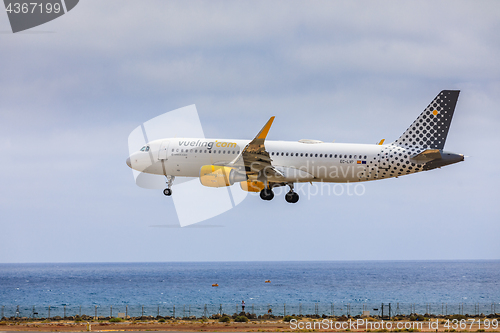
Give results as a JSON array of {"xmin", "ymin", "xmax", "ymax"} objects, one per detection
[{"xmin": 163, "ymin": 175, "xmax": 175, "ymax": 196}]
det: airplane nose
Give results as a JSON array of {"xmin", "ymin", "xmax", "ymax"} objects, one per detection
[{"xmin": 126, "ymin": 157, "xmax": 131, "ymax": 168}]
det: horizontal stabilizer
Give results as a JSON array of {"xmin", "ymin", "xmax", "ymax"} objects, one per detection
[{"xmin": 410, "ymin": 149, "xmax": 442, "ymax": 162}]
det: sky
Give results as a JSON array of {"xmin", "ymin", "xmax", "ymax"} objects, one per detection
[{"xmin": 1, "ymin": 0, "xmax": 499, "ymax": 263}]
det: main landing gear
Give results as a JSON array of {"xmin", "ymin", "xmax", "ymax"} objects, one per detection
[
  {"xmin": 285, "ymin": 183, "xmax": 299, "ymax": 203},
  {"xmin": 285, "ymin": 191, "xmax": 299, "ymax": 203},
  {"xmin": 260, "ymin": 188, "xmax": 274, "ymax": 201},
  {"xmin": 163, "ymin": 175, "xmax": 175, "ymax": 196},
  {"xmin": 259, "ymin": 183, "xmax": 299, "ymax": 203}
]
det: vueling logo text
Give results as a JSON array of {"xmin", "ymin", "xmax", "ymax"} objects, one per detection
[{"xmin": 178, "ymin": 140, "xmax": 238, "ymax": 150}]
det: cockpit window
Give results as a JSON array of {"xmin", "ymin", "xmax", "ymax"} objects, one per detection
[{"xmin": 140, "ymin": 146, "xmax": 150, "ymax": 152}]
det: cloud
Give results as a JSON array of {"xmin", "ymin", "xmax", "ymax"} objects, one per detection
[{"xmin": 1, "ymin": 0, "xmax": 500, "ymax": 262}]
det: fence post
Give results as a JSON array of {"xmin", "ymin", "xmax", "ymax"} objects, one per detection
[
  {"xmin": 1, "ymin": 305, "xmax": 4, "ymax": 318},
  {"xmin": 173, "ymin": 305, "xmax": 175, "ymax": 318},
  {"xmin": 48, "ymin": 305, "xmax": 51, "ymax": 319},
  {"xmin": 158, "ymin": 305, "xmax": 160, "ymax": 317},
  {"xmin": 110, "ymin": 305, "xmax": 112, "ymax": 318},
  {"xmin": 299, "ymin": 303, "xmax": 302, "ymax": 316},
  {"xmin": 80, "ymin": 306, "xmax": 82, "ymax": 317},
  {"xmin": 64, "ymin": 305, "xmax": 66, "ymax": 318},
  {"xmin": 332, "ymin": 303, "xmax": 334, "ymax": 317},
  {"xmin": 94, "ymin": 305, "xmax": 97, "ymax": 319},
  {"xmin": 189, "ymin": 305, "xmax": 191, "ymax": 317},
  {"xmin": 252, "ymin": 304, "xmax": 254, "ymax": 315},
  {"xmin": 219, "ymin": 304, "xmax": 222, "ymax": 316},
  {"xmin": 126, "ymin": 305, "xmax": 128, "ymax": 318},
  {"xmin": 284, "ymin": 303, "xmax": 286, "ymax": 317},
  {"xmin": 142, "ymin": 305, "xmax": 144, "ymax": 317}
]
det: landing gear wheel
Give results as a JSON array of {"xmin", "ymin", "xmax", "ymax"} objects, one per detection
[
  {"xmin": 285, "ymin": 191, "xmax": 299, "ymax": 203},
  {"xmin": 163, "ymin": 175, "xmax": 175, "ymax": 197},
  {"xmin": 260, "ymin": 188, "xmax": 274, "ymax": 201}
]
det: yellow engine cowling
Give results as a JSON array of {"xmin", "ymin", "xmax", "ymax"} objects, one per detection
[
  {"xmin": 199, "ymin": 165, "xmax": 246, "ymax": 187},
  {"xmin": 240, "ymin": 180, "xmax": 265, "ymax": 192}
]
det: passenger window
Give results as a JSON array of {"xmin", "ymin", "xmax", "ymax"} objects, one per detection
[
  {"xmin": 271, "ymin": 152, "xmax": 274, "ymax": 156},
  {"xmin": 296, "ymin": 153, "xmax": 299, "ymax": 156},
  {"xmin": 319, "ymin": 154, "xmax": 323, "ymax": 157},
  {"xmin": 334, "ymin": 154, "xmax": 337, "ymax": 158},
  {"xmin": 305, "ymin": 153, "xmax": 308, "ymax": 157},
  {"xmin": 286, "ymin": 153, "xmax": 289, "ymax": 156},
  {"xmin": 300, "ymin": 153, "xmax": 303, "ymax": 157},
  {"xmin": 223, "ymin": 150, "xmax": 226, "ymax": 154},
  {"xmin": 172, "ymin": 149, "xmax": 174, "ymax": 152},
  {"xmin": 349, "ymin": 155, "xmax": 352, "ymax": 158},
  {"xmin": 281, "ymin": 152, "xmax": 284, "ymax": 156},
  {"xmin": 233, "ymin": 151, "xmax": 235, "ymax": 154},
  {"xmin": 344, "ymin": 155, "xmax": 347, "ymax": 158},
  {"xmin": 195, "ymin": 150, "xmax": 197, "ymax": 153},
  {"xmin": 329, "ymin": 154, "xmax": 332, "ymax": 158},
  {"xmin": 364, "ymin": 155, "xmax": 367, "ymax": 159},
  {"xmin": 176, "ymin": 149, "xmax": 179, "ymax": 152},
  {"xmin": 315, "ymin": 154, "xmax": 318, "ymax": 157}
]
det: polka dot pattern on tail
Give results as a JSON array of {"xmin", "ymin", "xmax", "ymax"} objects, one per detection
[{"xmin": 392, "ymin": 90, "xmax": 460, "ymax": 150}]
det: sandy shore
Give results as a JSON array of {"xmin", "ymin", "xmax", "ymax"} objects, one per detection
[{"xmin": 1, "ymin": 317, "xmax": 500, "ymax": 332}]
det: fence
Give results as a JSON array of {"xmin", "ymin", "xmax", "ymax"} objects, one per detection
[{"xmin": 1, "ymin": 303, "xmax": 499, "ymax": 319}]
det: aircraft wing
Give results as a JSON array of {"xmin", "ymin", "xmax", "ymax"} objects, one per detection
[{"xmin": 228, "ymin": 116, "xmax": 284, "ymax": 180}]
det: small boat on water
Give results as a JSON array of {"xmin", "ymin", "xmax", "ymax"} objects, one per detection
[
  {"xmin": 265, "ymin": 280, "xmax": 271, "ymax": 283},
  {"xmin": 212, "ymin": 283, "xmax": 219, "ymax": 287}
]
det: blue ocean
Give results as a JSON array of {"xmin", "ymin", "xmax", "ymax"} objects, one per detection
[{"xmin": 0, "ymin": 261, "xmax": 499, "ymax": 318}]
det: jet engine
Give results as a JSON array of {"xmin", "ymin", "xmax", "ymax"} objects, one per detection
[
  {"xmin": 199, "ymin": 165, "xmax": 246, "ymax": 187},
  {"xmin": 240, "ymin": 180, "xmax": 265, "ymax": 192}
]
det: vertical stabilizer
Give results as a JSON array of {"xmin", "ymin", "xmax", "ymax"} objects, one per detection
[{"xmin": 392, "ymin": 90, "xmax": 460, "ymax": 150}]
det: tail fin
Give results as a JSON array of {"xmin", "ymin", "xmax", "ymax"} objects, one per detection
[{"xmin": 392, "ymin": 90, "xmax": 460, "ymax": 150}]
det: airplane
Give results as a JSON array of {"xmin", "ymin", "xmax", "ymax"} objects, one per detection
[{"xmin": 126, "ymin": 90, "xmax": 464, "ymax": 203}]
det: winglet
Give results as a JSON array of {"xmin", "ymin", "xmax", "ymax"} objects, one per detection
[
  {"xmin": 378, "ymin": 139, "xmax": 385, "ymax": 145},
  {"xmin": 256, "ymin": 116, "xmax": 275, "ymax": 140}
]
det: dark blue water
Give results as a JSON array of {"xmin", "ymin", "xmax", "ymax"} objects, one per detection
[{"xmin": 0, "ymin": 261, "xmax": 499, "ymax": 317}]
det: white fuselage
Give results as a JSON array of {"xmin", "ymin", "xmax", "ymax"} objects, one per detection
[{"xmin": 128, "ymin": 138, "xmax": 430, "ymax": 183}]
